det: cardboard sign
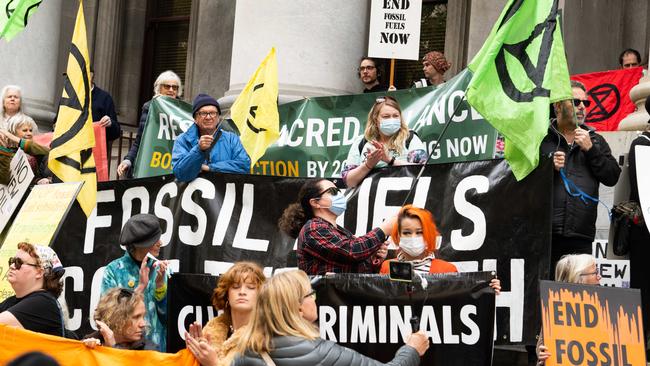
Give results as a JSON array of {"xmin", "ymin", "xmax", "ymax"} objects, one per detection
[
  {"xmin": 540, "ymin": 281, "xmax": 646, "ymax": 365},
  {"xmin": 368, "ymin": 0, "xmax": 423, "ymax": 60},
  {"xmin": 0, "ymin": 149, "xmax": 34, "ymax": 233},
  {"xmin": 592, "ymin": 240, "xmax": 630, "ymax": 288}
]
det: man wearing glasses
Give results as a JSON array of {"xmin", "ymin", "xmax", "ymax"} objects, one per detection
[
  {"xmin": 358, "ymin": 57, "xmax": 388, "ymax": 93},
  {"xmin": 172, "ymin": 93, "xmax": 250, "ymax": 181},
  {"xmin": 540, "ymin": 80, "xmax": 621, "ymax": 275}
]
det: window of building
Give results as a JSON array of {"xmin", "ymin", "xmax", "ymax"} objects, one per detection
[{"xmin": 139, "ymin": 0, "xmax": 192, "ymax": 110}]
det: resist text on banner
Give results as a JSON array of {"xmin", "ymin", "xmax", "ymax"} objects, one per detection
[
  {"xmin": 540, "ymin": 281, "xmax": 646, "ymax": 365},
  {"xmin": 0, "ymin": 149, "xmax": 34, "ymax": 233}
]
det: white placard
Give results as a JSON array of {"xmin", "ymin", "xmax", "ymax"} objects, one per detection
[
  {"xmin": 635, "ymin": 145, "xmax": 650, "ymax": 234},
  {"xmin": 0, "ymin": 149, "xmax": 34, "ymax": 232},
  {"xmin": 368, "ymin": 0, "xmax": 423, "ymax": 60}
]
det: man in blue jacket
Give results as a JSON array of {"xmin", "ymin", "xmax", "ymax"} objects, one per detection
[{"xmin": 172, "ymin": 94, "xmax": 250, "ymax": 181}]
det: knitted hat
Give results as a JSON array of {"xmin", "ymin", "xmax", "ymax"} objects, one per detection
[
  {"xmin": 192, "ymin": 93, "xmax": 221, "ymax": 116},
  {"xmin": 119, "ymin": 214, "xmax": 162, "ymax": 248},
  {"xmin": 422, "ymin": 51, "xmax": 451, "ymax": 74}
]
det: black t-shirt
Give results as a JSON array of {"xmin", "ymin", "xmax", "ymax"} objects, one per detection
[{"xmin": 0, "ymin": 290, "xmax": 63, "ymax": 336}]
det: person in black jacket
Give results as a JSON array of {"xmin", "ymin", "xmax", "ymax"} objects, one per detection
[
  {"xmin": 626, "ymin": 96, "xmax": 650, "ymax": 360},
  {"xmin": 539, "ymin": 80, "xmax": 621, "ymax": 274},
  {"xmin": 90, "ymin": 67, "xmax": 121, "ymax": 150}
]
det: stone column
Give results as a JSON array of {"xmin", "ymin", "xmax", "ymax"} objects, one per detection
[
  {"xmin": 91, "ymin": 0, "xmax": 125, "ymax": 97},
  {"xmin": 617, "ymin": 75, "xmax": 650, "ymax": 131},
  {"xmin": 0, "ymin": 0, "xmax": 64, "ymax": 127},
  {"xmin": 219, "ymin": 0, "xmax": 371, "ymax": 109}
]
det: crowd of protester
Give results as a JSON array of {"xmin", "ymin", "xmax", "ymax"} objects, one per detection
[{"xmin": 1, "ymin": 47, "xmax": 649, "ymax": 365}]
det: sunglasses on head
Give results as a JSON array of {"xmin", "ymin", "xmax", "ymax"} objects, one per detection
[
  {"xmin": 317, "ymin": 187, "xmax": 340, "ymax": 198},
  {"xmin": 9, "ymin": 256, "xmax": 39, "ymax": 270},
  {"xmin": 118, "ymin": 288, "xmax": 134, "ymax": 300},
  {"xmin": 573, "ymin": 98, "xmax": 591, "ymax": 108}
]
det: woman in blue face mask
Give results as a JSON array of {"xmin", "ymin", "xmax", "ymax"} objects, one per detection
[
  {"xmin": 278, "ymin": 178, "xmax": 396, "ymax": 275},
  {"xmin": 342, "ymin": 96, "xmax": 427, "ymax": 188}
]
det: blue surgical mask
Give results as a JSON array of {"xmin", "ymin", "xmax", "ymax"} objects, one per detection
[
  {"xmin": 379, "ymin": 118, "xmax": 401, "ymax": 136},
  {"xmin": 326, "ymin": 192, "xmax": 347, "ymax": 216}
]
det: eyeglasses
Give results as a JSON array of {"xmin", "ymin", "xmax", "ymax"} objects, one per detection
[
  {"xmin": 197, "ymin": 111, "xmax": 218, "ymax": 118},
  {"xmin": 118, "ymin": 288, "xmax": 134, "ymax": 300},
  {"xmin": 317, "ymin": 186, "xmax": 340, "ymax": 198},
  {"xmin": 303, "ymin": 290, "xmax": 316, "ymax": 301},
  {"xmin": 161, "ymin": 83, "xmax": 179, "ymax": 91},
  {"xmin": 358, "ymin": 65, "xmax": 376, "ymax": 72},
  {"xmin": 8, "ymin": 256, "xmax": 39, "ymax": 270},
  {"xmin": 573, "ymin": 99, "xmax": 591, "ymax": 108}
]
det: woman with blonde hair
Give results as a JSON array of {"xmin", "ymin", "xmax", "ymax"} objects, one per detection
[
  {"xmin": 83, "ymin": 288, "xmax": 155, "ymax": 350},
  {"xmin": 117, "ymin": 70, "xmax": 183, "ymax": 178},
  {"xmin": 537, "ymin": 254, "xmax": 600, "ymax": 365},
  {"xmin": 227, "ymin": 270, "xmax": 429, "ymax": 366},
  {"xmin": 185, "ymin": 262, "xmax": 265, "ymax": 365},
  {"xmin": 342, "ymin": 96, "xmax": 427, "ymax": 188}
]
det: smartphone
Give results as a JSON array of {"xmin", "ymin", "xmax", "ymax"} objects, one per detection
[{"xmin": 388, "ymin": 261, "xmax": 414, "ymax": 282}]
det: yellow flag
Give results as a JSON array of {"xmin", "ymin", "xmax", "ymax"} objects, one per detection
[
  {"xmin": 230, "ymin": 47, "xmax": 280, "ymax": 165},
  {"xmin": 48, "ymin": 0, "xmax": 96, "ymax": 217}
]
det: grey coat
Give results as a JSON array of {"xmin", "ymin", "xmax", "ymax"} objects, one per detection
[{"xmin": 231, "ymin": 336, "xmax": 421, "ymax": 366}]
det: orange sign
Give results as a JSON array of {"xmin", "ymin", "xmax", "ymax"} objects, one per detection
[{"xmin": 540, "ymin": 281, "xmax": 646, "ymax": 365}]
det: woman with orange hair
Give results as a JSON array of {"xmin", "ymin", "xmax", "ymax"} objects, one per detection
[
  {"xmin": 380, "ymin": 205, "xmax": 501, "ymax": 293},
  {"xmin": 380, "ymin": 205, "xmax": 456, "ymax": 274}
]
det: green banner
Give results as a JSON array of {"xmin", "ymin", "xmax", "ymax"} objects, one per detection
[{"xmin": 133, "ymin": 69, "xmax": 501, "ymax": 178}]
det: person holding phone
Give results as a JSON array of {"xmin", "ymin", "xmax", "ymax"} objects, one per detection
[
  {"xmin": 101, "ymin": 213, "xmax": 169, "ymax": 351},
  {"xmin": 222, "ymin": 270, "xmax": 430, "ymax": 366},
  {"xmin": 278, "ymin": 178, "xmax": 393, "ymax": 275}
]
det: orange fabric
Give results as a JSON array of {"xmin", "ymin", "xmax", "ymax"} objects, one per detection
[
  {"xmin": 31, "ymin": 125, "xmax": 109, "ymax": 182},
  {"xmin": 379, "ymin": 258, "xmax": 458, "ymax": 274},
  {"xmin": 0, "ymin": 324, "xmax": 198, "ymax": 366}
]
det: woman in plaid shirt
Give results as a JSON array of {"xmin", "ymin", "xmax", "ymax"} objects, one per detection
[{"xmin": 279, "ymin": 178, "xmax": 394, "ymax": 275}]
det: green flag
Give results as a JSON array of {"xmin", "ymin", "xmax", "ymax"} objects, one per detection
[
  {"xmin": 466, "ymin": 0, "xmax": 571, "ymax": 180},
  {"xmin": 0, "ymin": 0, "xmax": 41, "ymax": 41}
]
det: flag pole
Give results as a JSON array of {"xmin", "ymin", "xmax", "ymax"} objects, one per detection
[
  {"xmin": 389, "ymin": 59, "xmax": 396, "ymax": 88},
  {"xmin": 400, "ymin": 93, "xmax": 468, "ymax": 206}
]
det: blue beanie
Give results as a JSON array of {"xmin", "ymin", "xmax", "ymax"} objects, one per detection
[{"xmin": 192, "ymin": 93, "xmax": 221, "ymax": 116}]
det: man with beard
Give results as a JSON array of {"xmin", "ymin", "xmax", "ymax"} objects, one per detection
[
  {"xmin": 358, "ymin": 57, "xmax": 388, "ymax": 93},
  {"xmin": 540, "ymin": 80, "xmax": 620, "ymax": 274}
]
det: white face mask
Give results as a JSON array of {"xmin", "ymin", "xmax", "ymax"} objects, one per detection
[{"xmin": 399, "ymin": 236, "xmax": 426, "ymax": 257}]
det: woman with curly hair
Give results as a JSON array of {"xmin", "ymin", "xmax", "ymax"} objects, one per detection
[
  {"xmin": 0, "ymin": 242, "xmax": 66, "ymax": 337},
  {"xmin": 83, "ymin": 287, "xmax": 155, "ymax": 350},
  {"xmin": 185, "ymin": 262, "xmax": 266, "ymax": 365},
  {"xmin": 342, "ymin": 96, "xmax": 427, "ymax": 188}
]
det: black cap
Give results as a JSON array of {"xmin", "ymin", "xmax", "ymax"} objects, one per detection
[{"xmin": 120, "ymin": 214, "xmax": 162, "ymax": 248}]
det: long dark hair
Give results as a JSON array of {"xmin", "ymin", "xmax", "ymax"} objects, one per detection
[{"xmin": 278, "ymin": 179, "xmax": 327, "ymax": 238}]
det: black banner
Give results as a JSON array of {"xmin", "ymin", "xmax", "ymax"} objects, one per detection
[
  {"xmin": 168, "ymin": 272, "xmax": 496, "ymax": 365},
  {"xmin": 52, "ymin": 158, "xmax": 552, "ymax": 345}
]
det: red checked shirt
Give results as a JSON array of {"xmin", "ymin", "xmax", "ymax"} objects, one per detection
[{"xmin": 297, "ymin": 217, "xmax": 386, "ymax": 275}]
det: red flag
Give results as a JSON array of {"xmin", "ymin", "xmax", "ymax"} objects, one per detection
[{"xmin": 571, "ymin": 67, "xmax": 643, "ymax": 131}]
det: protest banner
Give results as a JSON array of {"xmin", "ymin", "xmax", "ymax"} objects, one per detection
[
  {"xmin": 572, "ymin": 67, "xmax": 644, "ymax": 131},
  {"xmin": 132, "ymin": 69, "xmax": 499, "ymax": 178},
  {"xmin": 168, "ymin": 272, "xmax": 495, "ymax": 365},
  {"xmin": 0, "ymin": 149, "xmax": 34, "ymax": 233},
  {"xmin": 367, "ymin": 0, "xmax": 423, "ymax": 60},
  {"xmin": 592, "ymin": 240, "xmax": 630, "ymax": 288},
  {"xmin": 53, "ymin": 158, "xmax": 552, "ymax": 345},
  {"xmin": 0, "ymin": 182, "xmax": 82, "ymax": 301},
  {"xmin": 540, "ymin": 281, "xmax": 646, "ymax": 365},
  {"xmin": 0, "ymin": 325, "xmax": 197, "ymax": 366}
]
